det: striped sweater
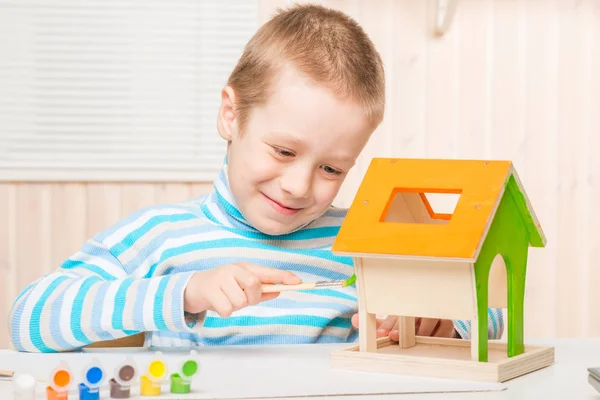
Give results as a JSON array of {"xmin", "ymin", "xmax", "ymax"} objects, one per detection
[{"xmin": 8, "ymin": 161, "xmax": 503, "ymax": 352}]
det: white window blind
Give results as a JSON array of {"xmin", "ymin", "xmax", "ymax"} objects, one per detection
[{"xmin": 0, "ymin": 0, "xmax": 258, "ymax": 181}]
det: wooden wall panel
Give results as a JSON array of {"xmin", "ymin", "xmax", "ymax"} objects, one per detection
[
  {"xmin": 156, "ymin": 183, "xmax": 192, "ymax": 205},
  {"xmin": 0, "ymin": 184, "xmax": 12, "ymax": 349},
  {"xmin": 520, "ymin": 0, "xmax": 560, "ymax": 340},
  {"xmin": 50, "ymin": 185, "xmax": 87, "ymax": 269},
  {"xmin": 457, "ymin": 0, "xmax": 490, "ymax": 159},
  {"xmin": 424, "ymin": 0, "xmax": 460, "ymax": 159},
  {"xmin": 86, "ymin": 184, "xmax": 122, "ymax": 238},
  {"xmin": 555, "ymin": 1, "xmax": 594, "ymax": 337},
  {"xmin": 588, "ymin": 5, "xmax": 600, "ymax": 337},
  {"xmin": 189, "ymin": 183, "xmax": 213, "ymax": 199},
  {"xmin": 390, "ymin": 0, "xmax": 428, "ymax": 159},
  {"xmin": 15, "ymin": 185, "xmax": 51, "ymax": 290},
  {"xmin": 322, "ymin": 0, "xmax": 600, "ymax": 340},
  {"xmin": 121, "ymin": 184, "xmax": 158, "ymax": 216},
  {"xmin": 0, "ymin": 182, "xmax": 212, "ymax": 348}
]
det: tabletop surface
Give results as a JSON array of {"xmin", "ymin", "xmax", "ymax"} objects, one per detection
[{"xmin": 0, "ymin": 338, "xmax": 599, "ymax": 399}]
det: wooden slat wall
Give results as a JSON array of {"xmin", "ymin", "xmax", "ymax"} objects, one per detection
[
  {"xmin": 0, "ymin": 182, "xmax": 212, "ymax": 349},
  {"xmin": 316, "ymin": 0, "xmax": 599, "ymax": 340},
  {"xmin": 1, "ymin": 0, "xmax": 599, "ymax": 348}
]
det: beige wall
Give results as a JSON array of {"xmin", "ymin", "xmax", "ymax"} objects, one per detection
[{"xmin": 1, "ymin": 0, "xmax": 599, "ymax": 347}]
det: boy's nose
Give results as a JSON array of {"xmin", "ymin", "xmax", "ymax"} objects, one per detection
[{"xmin": 280, "ymin": 166, "xmax": 312, "ymax": 199}]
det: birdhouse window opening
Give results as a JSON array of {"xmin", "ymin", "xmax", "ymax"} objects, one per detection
[{"xmin": 380, "ymin": 188, "xmax": 462, "ymax": 224}]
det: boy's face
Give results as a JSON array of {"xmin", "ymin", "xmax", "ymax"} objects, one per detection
[{"xmin": 218, "ymin": 65, "xmax": 374, "ymax": 235}]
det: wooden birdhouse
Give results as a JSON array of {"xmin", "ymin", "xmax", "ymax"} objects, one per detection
[{"xmin": 330, "ymin": 158, "xmax": 554, "ymax": 382}]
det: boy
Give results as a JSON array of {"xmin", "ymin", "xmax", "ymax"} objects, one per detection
[{"xmin": 8, "ymin": 4, "xmax": 503, "ymax": 352}]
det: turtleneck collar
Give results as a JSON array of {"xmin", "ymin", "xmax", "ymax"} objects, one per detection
[{"xmin": 200, "ymin": 157, "xmax": 314, "ymax": 236}]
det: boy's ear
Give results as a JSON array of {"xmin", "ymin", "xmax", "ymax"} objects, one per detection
[{"xmin": 217, "ymin": 86, "xmax": 238, "ymax": 142}]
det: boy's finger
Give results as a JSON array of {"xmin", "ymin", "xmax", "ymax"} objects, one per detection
[
  {"xmin": 417, "ymin": 318, "xmax": 440, "ymax": 336},
  {"xmin": 260, "ymin": 292, "xmax": 280, "ymax": 303},
  {"xmin": 377, "ymin": 315, "xmax": 397, "ymax": 336},
  {"xmin": 233, "ymin": 269, "xmax": 263, "ymax": 306},
  {"xmin": 221, "ymin": 279, "xmax": 249, "ymax": 311},
  {"xmin": 244, "ymin": 264, "xmax": 302, "ymax": 284},
  {"xmin": 211, "ymin": 289, "xmax": 235, "ymax": 318},
  {"xmin": 351, "ymin": 314, "xmax": 388, "ymax": 331},
  {"xmin": 433, "ymin": 320, "xmax": 456, "ymax": 338},
  {"xmin": 351, "ymin": 313, "xmax": 359, "ymax": 329}
]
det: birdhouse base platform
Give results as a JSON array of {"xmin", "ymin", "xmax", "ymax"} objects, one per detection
[{"xmin": 331, "ymin": 336, "xmax": 554, "ymax": 383}]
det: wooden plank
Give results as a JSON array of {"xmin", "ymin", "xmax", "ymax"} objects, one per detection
[
  {"xmin": 0, "ymin": 184, "xmax": 8, "ymax": 348},
  {"xmin": 457, "ymin": 0, "xmax": 492, "ymax": 159},
  {"xmin": 401, "ymin": 192, "xmax": 448, "ymax": 224},
  {"xmin": 488, "ymin": 255, "xmax": 507, "ymax": 309},
  {"xmin": 15, "ymin": 184, "xmax": 52, "ymax": 295},
  {"xmin": 50, "ymin": 184, "xmax": 87, "ymax": 268},
  {"xmin": 388, "ymin": 0, "xmax": 428, "ymax": 160},
  {"xmin": 424, "ymin": 0, "xmax": 460, "ymax": 158},
  {"xmin": 188, "ymin": 183, "xmax": 213, "ymax": 199},
  {"xmin": 588, "ymin": 2, "xmax": 600, "ymax": 337},
  {"xmin": 521, "ymin": 0, "xmax": 559, "ymax": 339},
  {"xmin": 555, "ymin": 0, "xmax": 592, "ymax": 337},
  {"xmin": 490, "ymin": 0, "xmax": 527, "ymax": 165},
  {"xmin": 471, "ymin": 309, "xmax": 479, "ymax": 362},
  {"xmin": 360, "ymin": 257, "xmax": 476, "ymax": 320},
  {"xmin": 397, "ymin": 316, "xmax": 416, "ymax": 349},
  {"xmin": 0, "ymin": 184, "xmax": 14, "ymax": 348},
  {"xmin": 120, "ymin": 184, "xmax": 157, "ymax": 216},
  {"xmin": 155, "ymin": 183, "xmax": 191, "ymax": 205},
  {"xmin": 355, "ymin": 258, "xmax": 377, "ymax": 352},
  {"xmin": 383, "ymin": 191, "xmax": 451, "ymax": 224},
  {"xmin": 86, "ymin": 184, "xmax": 122, "ymax": 238},
  {"xmin": 6, "ymin": 185, "xmax": 16, "ymax": 349},
  {"xmin": 380, "ymin": 190, "xmax": 414, "ymax": 223},
  {"xmin": 572, "ymin": 0, "xmax": 595, "ymax": 338},
  {"xmin": 331, "ymin": 337, "xmax": 554, "ymax": 382}
]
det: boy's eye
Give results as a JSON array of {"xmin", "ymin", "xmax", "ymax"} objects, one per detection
[
  {"xmin": 321, "ymin": 165, "xmax": 342, "ymax": 176},
  {"xmin": 273, "ymin": 147, "xmax": 295, "ymax": 157}
]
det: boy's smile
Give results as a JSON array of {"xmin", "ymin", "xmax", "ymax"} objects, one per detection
[
  {"xmin": 218, "ymin": 64, "xmax": 375, "ymax": 235},
  {"xmin": 261, "ymin": 193, "xmax": 302, "ymax": 216}
]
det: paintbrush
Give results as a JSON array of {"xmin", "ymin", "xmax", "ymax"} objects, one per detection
[
  {"xmin": 0, "ymin": 369, "xmax": 13, "ymax": 380},
  {"xmin": 261, "ymin": 274, "xmax": 356, "ymax": 293}
]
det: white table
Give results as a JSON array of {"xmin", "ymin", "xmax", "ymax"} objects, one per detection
[{"xmin": 0, "ymin": 338, "xmax": 599, "ymax": 399}]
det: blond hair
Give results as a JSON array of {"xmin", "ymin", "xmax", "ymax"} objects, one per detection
[{"xmin": 227, "ymin": 3, "xmax": 385, "ymax": 133}]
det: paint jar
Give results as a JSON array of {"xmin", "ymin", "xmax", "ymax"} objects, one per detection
[
  {"xmin": 170, "ymin": 350, "xmax": 199, "ymax": 394},
  {"xmin": 46, "ymin": 361, "xmax": 72, "ymax": 400},
  {"xmin": 78, "ymin": 358, "xmax": 105, "ymax": 400},
  {"xmin": 109, "ymin": 358, "xmax": 137, "ymax": 399},
  {"xmin": 12, "ymin": 372, "xmax": 36, "ymax": 400},
  {"xmin": 140, "ymin": 352, "xmax": 167, "ymax": 396}
]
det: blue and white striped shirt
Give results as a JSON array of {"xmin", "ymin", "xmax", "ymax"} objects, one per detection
[{"xmin": 8, "ymin": 161, "xmax": 503, "ymax": 352}]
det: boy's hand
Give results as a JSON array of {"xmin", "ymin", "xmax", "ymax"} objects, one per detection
[
  {"xmin": 184, "ymin": 262, "xmax": 301, "ymax": 317},
  {"xmin": 350, "ymin": 314, "xmax": 458, "ymax": 340}
]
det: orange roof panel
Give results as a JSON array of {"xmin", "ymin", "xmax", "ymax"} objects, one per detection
[{"xmin": 332, "ymin": 158, "xmax": 513, "ymax": 260}]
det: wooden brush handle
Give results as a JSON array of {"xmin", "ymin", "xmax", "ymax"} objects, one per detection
[
  {"xmin": 0, "ymin": 369, "xmax": 13, "ymax": 378},
  {"xmin": 261, "ymin": 282, "xmax": 317, "ymax": 293}
]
